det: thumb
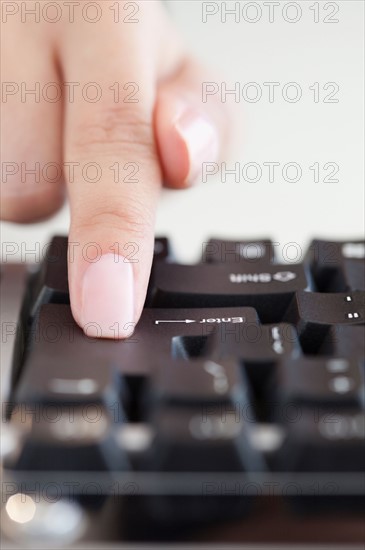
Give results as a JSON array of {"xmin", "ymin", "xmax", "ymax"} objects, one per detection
[{"xmin": 155, "ymin": 58, "xmax": 230, "ymax": 188}]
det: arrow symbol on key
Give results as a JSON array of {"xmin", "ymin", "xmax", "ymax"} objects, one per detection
[{"xmin": 155, "ymin": 319, "xmax": 196, "ymax": 325}]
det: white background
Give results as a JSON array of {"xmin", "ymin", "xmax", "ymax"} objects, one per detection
[{"xmin": 1, "ymin": 0, "xmax": 364, "ymax": 263}]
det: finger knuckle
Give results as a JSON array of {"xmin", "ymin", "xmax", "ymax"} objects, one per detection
[
  {"xmin": 69, "ymin": 106, "xmax": 155, "ymax": 161},
  {"xmin": 77, "ymin": 198, "xmax": 154, "ymax": 242}
]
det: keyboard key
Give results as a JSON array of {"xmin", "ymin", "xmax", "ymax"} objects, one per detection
[
  {"xmin": 289, "ymin": 290, "xmax": 364, "ymax": 325},
  {"xmin": 146, "ymin": 405, "xmax": 264, "ymax": 473},
  {"xmin": 10, "ymin": 405, "xmax": 129, "ymax": 472},
  {"xmin": 286, "ymin": 291, "xmax": 364, "ymax": 353},
  {"xmin": 207, "ymin": 322, "xmax": 301, "ymax": 364},
  {"xmin": 273, "ymin": 357, "xmax": 364, "ymax": 407},
  {"xmin": 147, "ymin": 358, "xmax": 247, "ymax": 406},
  {"xmin": 17, "ymin": 304, "xmax": 260, "ymax": 384},
  {"xmin": 139, "ymin": 402, "xmax": 261, "ymax": 523},
  {"xmin": 202, "ymin": 238, "xmax": 274, "ymax": 264},
  {"xmin": 275, "ymin": 407, "xmax": 365, "ymax": 472},
  {"xmin": 307, "ymin": 239, "xmax": 365, "ymax": 292},
  {"xmin": 149, "ymin": 263, "xmax": 310, "ymax": 323},
  {"xmin": 321, "ymin": 325, "xmax": 365, "ymax": 358},
  {"xmin": 141, "ymin": 306, "xmax": 259, "ymax": 339},
  {"xmin": 14, "ymin": 353, "xmax": 126, "ymax": 421}
]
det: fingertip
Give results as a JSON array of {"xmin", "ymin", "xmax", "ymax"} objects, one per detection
[{"xmin": 71, "ymin": 252, "xmax": 136, "ymax": 340}]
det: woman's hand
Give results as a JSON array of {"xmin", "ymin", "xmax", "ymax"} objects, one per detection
[{"xmin": 1, "ymin": 0, "xmax": 229, "ymax": 338}]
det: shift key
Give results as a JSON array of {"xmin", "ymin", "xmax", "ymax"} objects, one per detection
[{"xmin": 148, "ymin": 263, "xmax": 310, "ymax": 323}]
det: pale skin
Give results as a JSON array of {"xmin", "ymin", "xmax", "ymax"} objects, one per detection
[{"xmin": 1, "ymin": 0, "xmax": 230, "ymax": 339}]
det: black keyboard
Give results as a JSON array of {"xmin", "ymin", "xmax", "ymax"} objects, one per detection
[{"xmin": 1, "ymin": 236, "xmax": 364, "ymax": 548}]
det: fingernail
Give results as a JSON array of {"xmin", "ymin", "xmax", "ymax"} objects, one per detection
[
  {"xmin": 175, "ymin": 109, "xmax": 219, "ymax": 185},
  {"xmin": 80, "ymin": 254, "xmax": 134, "ymax": 339}
]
